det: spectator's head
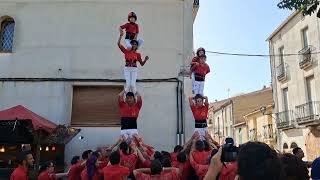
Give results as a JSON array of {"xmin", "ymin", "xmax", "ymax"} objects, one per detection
[
  {"xmin": 194, "ymin": 94, "xmax": 204, "ymax": 107},
  {"xmin": 82, "ymin": 150, "xmax": 93, "ymax": 160},
  {"xmin": 174, "ymin": 145, "xmax": 183, "ymax": 153},
  {"xmin": 203, "ymin": 140, "xmax": 210, "ymax": 151},
  {"xmin": 311, "ymin": 157, "xmax": 320, "ymax": 180},
  {"xmin": 177, "ymin": 152, "xmax": 187, "ymax": 163},
  {"xmin": 153, "ymin": 151, "xmax": 162, "ymax": 160},
  {"xmin": 161, "ymin": 157, "xmax": 171, "ymax": 167},
  {"xmin": 151, "ymin": 160, "xmax": 163, "ymax": 175},
  {"xmin": 237, "ymin": 142, "xmax": 283, "ymax": 180},
  {"xmin": 119, "ymin": 142, "xmax": 130, "ymax": 155},
  {"xmin": 16, "ymin": 151, "xmax": 34, "ymax": 167},
  {"xmin": 109, "ymin": 151, "xmax": 120, "ymax": 165},
  {"xmin": 39, "ymin": 161, "xmax": 55, "ymax": 174},
  {"xmin": 292, "ymin": 147, "xmax": 304, "ymax": 159},
  {"xmin": 71, "ymin": 156, "xmax": 80, "ymax": 165},
  {"xmin": 161, "ymin": 151, "xmax": 171, "ymax": 159},
  {"xmin": 125, "ymin": 92, "xmax": 135, "ymax": 105},
  {"xmin": 280, "ymin": 153, "xmax": 309, "ymax": 180},
  {"xmin": 195, "ymin": 140, "xmax": 205, "ymax": 152}
]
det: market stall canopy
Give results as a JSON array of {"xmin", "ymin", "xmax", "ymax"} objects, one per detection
[{"xmin": 0, "ymin": 105, "xmax": 57, "ymax": 133}]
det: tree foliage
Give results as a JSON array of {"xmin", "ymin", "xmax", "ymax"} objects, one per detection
[{"xmin": 277, "ymin": 0, "xmax": 320, "ymax": 17}]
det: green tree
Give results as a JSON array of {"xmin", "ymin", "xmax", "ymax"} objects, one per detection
[{"xmin": 277, "ymin": 0, "xmax": 320, "ymax": 17}]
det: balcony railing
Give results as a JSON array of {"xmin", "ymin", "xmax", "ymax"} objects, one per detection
[
  {"xmin": 276, "ymin": 110, "xmax": 295, "ymax": 129},
  {"xmin": 263, "ymin": 124, "xmax": 274, "ymax": 139},
  {"xmin": 249, "ymin": 128, "xmax": 257, "ymax": 141},
  {"xmin": 299, "ymin": 46, "xmax": 314, "ymax": 70},
  {"xmin": 296, "ymin": 101, "xmax": 320, "ymax": 125},
  {"xmin": 276, "ymin": 63, "xmax": 288, "ymax": 82}
]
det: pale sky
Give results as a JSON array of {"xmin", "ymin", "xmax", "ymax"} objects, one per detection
[{"xmin": 194, "ymin": 0, "xmax": 291, "ymax": 102}]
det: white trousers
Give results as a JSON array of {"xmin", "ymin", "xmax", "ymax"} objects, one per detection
[
  {"xmin": 125, "ymin": 39, "xmax": 144, "ymax": 49},
  {"xmin": 193, "ymin": 81, "xmax": 205, "ymax": 95},
  {"xmin": 194, "ymin": 127, "xmax": 208, "ymax": 140},
  {"xmin": 121, "ymin": 129, "xmax": 139, "ymax": 143},
  {"xmin": 124, "ymin": 67, "xmax": 138, "ymax": 93}
]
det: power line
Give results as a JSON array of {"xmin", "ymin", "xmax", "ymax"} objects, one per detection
[{"xmin": 206, "ymin": 50, "xmax": 320, "ymax": 57}]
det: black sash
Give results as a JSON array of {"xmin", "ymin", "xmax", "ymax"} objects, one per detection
[
  {"xmin": 121, "ymin": 117, "xmax": 137, "ymax": 130},
  {"xmin": 195, "ymin": 119, "xmax": 207, "ymax": 128},
  {"xmin": 194, "ymin": 73, "xmax": 205, "ymax": 81},
  {"xmin": 125, "ymin": 32, "xmax": 136, "ymax": 40}
]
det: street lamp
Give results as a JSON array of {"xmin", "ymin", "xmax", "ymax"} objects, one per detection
[{"xmin": 260, "ymin": 106, "xmax": 267, "ymax": 115}]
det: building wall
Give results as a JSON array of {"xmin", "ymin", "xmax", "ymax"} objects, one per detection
[
  {"xmin": 269, "ymin": 11, "xmax": 320, "ymax": 160},
  {"xmin": 0, "ymin": 0, "xmax": 196, "ymax": 166},
  {"xmin": 234, "ymin": 125, "xmax": 247, "ymax": 146}
]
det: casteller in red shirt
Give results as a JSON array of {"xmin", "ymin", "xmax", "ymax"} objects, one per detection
[
  {"xmin": 135, "ymin": 170, "xmax": 180, "ymax": 180},
  {"xmin": 120, "ymin": 23, "xmax": 139, "ymax": 40},
  {"xmin": 192, "ymin": 62, "xmax": 210, "ymax": 80},
  {"xmin": 68, "ymin": 161, "xmax": 86, "ymax": 180},
  {"xmin": 190, "ymin": 103, "xmax": 209, "ymax": 121},
  {"xmin": 120, "ymin": 151, "xmax": 138, "ymax": 173},
  {"xmin": 103, "ymin": 164, "xmax": 130, "ymax": 180},
  {"xmin": 219, "ymin": 162, "xmax": 238, "ymax": 180},
  {"xmin": 118, "ymin": 44, "xmax": 142, "ymax": 67},
  {"xmin": 80, "ymin": 168, "xmax": 102, "ymax": 180},
  {"xmin": 172, "ymin": 160, "xmax": 191, "ymax": 180},
  {"xmin": 38, "ymin": 170, "xmax": 56, "ymax": 180},
  {"xmin": 170, "ymin": 152, "xmax": 178, "ymax": 163},
  {"xmin": 118, "ymin": 93, "xmax": 142, "ymax": 118},
  {"xmin": 10, "ymin": 165, "xmax": 28, "ymax": 180},
  {"xmin": 192, "ymin": 151, "xmax": 210, "ymax": 165}
]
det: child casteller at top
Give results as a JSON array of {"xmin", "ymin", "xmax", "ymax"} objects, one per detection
[
  {"xmin": 119, "ymin": 12, "xmax": 144, "ymax": 49},
  {"xmin": 190, "ymin": 47, "xmax": 210, "ymax": 96}
]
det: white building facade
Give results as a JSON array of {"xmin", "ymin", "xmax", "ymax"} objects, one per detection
[
  {"xmin": 268, "ymin": 11, "xmax": 320, "ymax": 160},
  {"xmin": 0, "ymin": 0, "xmax": 198, "ymax": 166}
]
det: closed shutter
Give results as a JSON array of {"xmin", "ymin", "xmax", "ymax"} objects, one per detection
[{"xmin": 71, "ymin": 86, "xmax": 122, "ymax": 127}]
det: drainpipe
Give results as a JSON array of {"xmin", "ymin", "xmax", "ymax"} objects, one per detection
[
  {"xmin": 176, "ymin": 82, "xmax": 181, "ymax": 145},
  {"xmin": 180, "ymin": 80, "xmax": 185, "ymax": 144}
]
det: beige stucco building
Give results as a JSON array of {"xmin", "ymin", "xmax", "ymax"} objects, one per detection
[
  {"xmin": 243, "ymin": 105, "xmax": 277, "ymax": 149},
  {"xmin": 0, "ymin": 0, "xmax": 199, "ymax": 167},
  {"xmin": 209, "ymin": 87, "xmax": 273, "ymax": 145},
  {"xmin": 268, "ymin": 11, "xmax": 320, "ymax": 160}
]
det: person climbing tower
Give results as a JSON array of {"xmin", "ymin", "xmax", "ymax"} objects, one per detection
[
  {"xmin": 189, "ymin": 94, "xmax": 209, "ymax": 140},
  {"xmin": 119, "ymin": 12, "xmax": 144, "ymax": 49},
  {"xmin": 118, "ymin": 29, "xmax": 149, "ymax": 94},
  {"xmin": 118, "ymin": 90, "xmax": 143, "ymax": 142},
  {"xmin": 190, "ymin": 48, "xmax": 210, "ymax": 95}
]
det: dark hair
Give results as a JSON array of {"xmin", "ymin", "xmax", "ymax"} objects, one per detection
[
  {"xmin": 237, "ymin": 142, "xmax": 283, "ymax": 180},
  {"xmin": 194, "ymin": 94, "xmax": 203, "ymax": 101},
  {"xmin": 86, "ymin": 153, "xmax": 99, "ymax": 180},
  {"xmin": 154, "ymin": 151, "xmax": 162, "ymax": 160},
  {"xmin": 71, "ymin": 156, "xmax": 80, "ymax": 165},
  {"xmin": 126, "ymin": 92, "xmax": 135, "ymax": 97},
  {"xmin": 161, "ymin": 151, "xmax": 171, "ymax": 159},
  {"xmin": 82, "ymin": 150, "xmax": 93, "ymax": 160},
  {"xmin": 174, "ymin": 145, "xmax": 183, "ymax": 153},
  {"xmin": 281, "ymin": 153, "xmax": 309, "ymax": 180},
  {"xmin": 16, "ymin": 151, "xmax": 32, "ymax": 165},
  {"xmin": 195, "ymin": 140, "xmax": 205, "ymax": 152},
  {"xmin": 203, "ymin": 140, "xmax": 210, "ymax": 151},
  {"xmin": 109, "ymin": 151, "xmax": 120, "ymax": 165},
  {"xmin": 39, "ymin": 161, "xmax": 54, "ymax": 173},
  {"xmin": 119, "ymin": 142, "xmax": 129, "ymax": 155},
  {"xmin": 292, "ymin": 147, "xmax": 302, "ymax": 155},
  {"xmin": 130, "ymin": 40, "xmax": 139, "ymax": 46},
  {"xmin": 177, "ymin": 152, "xmax": 187, "ymax": 163},
  {"xmin": 151, "ymin": 160, "xmax": 163, "ymax": 175},
  {"xmin": 161, "ymin": 157, "xmax": 171, "ymax": 167}
]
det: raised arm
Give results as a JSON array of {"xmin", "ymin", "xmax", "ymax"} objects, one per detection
[
  {"xmin": 138, "ymin": 56, "xmax": 149, "ymax": 66},
  {"xmin": 203, "ymin": 96, "xmax": 209, "ymax": 106},
  {"xmin": 133, "ymin": 168, "xmax": 151, "ymax": 177},
  {"xmin": 189, "ymin": 97, "xmax": 194, "ymax": 107},
  {"xmin": 203, "ymin": 148, "xmax": 223, "ymax": 180}
]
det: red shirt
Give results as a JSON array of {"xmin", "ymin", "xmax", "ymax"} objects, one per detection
[
  {"xmin": 219, "ymin": 162, "xmax": 238, "ymax": 180},
  {"xmin": 120, "ymin": 151, "xmax": 138, "ymax": 173},
  {"xmin": 193, "ymin": 63, "xmax": 210, "ymax": 76},
  {"xmin": 172, "ymin": 161, "xmax": 191, "ymax": 180},
  {"xmin": 99, "ymin": 157, "xmax": 109, "ymax": 169},
  {"xmin": 190, "ymin": 157, "xmax": 208, "ymax": 180},
  {"xmin": 103, "ymin": 164, "xmax": 130, "ymax": 180},
  {"xmin": 10, "ymin": 166, "xmax": 28, "ymax": 180},
  {"xmin": 38, "ymin": 170, "xmax": 56, "ymax": 180},
  {"xmin": 118, "ymin": 44, "xmax": 142, "ymax": 67},
  {"xmin": 170, "ymin": 152, "xmax": 177, "ymax": 162},
  {"xmin": 68, "ymin": 162, "xmax": 85, "ymax": 180},
  {"xmin": 190, "ymin": 103, "xmax": 209, "ymax": 121},
  {"xmin": 80, "ymin": 168, "xmax": 102, "ymax": 180},
  {"xmin": 192, "ymin": 151, "xmax": 210, "ymax": 165},
  {"xmin": 135, "ymin": 170, "xmax": 180, "ymax": 180},
  {"xmin": 120, "ymin": 23, "xmax": 139, "ymax": 34},
  {"xmin": 118, "ymin": 95, "xmax": 142, "ymax": 118}
]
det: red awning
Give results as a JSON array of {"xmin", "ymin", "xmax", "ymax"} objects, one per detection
[{"xmin": 0, "ymin": 105, "xmax": 57, "ymax": 133}]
